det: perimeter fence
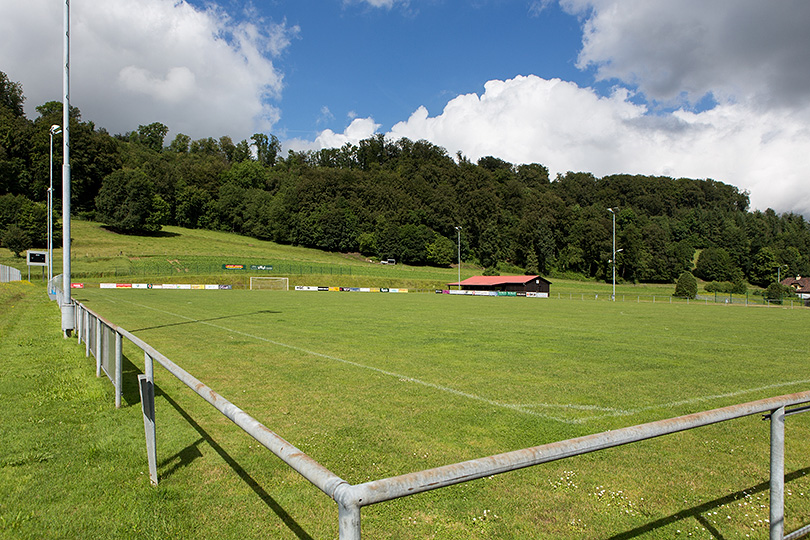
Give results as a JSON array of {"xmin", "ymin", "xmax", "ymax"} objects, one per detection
[
  {"xmin": 0, "ymin": 263, "xmax": 22, "ymax": 282},
  {"xmin": 550, "ymin": 291, "xmax": 808, "ymax": 308},
  {"xmin": 53, "ymin": 284, "xmax": 810, "ymax": 539},
  {"xmin": 112, "ymin": 260, "xmax": 355, "ymax": 278}
]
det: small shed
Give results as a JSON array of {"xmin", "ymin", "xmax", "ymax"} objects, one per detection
[{"xmin": 448, "ymin": 275, "xmax": 551, "ymax": 294}]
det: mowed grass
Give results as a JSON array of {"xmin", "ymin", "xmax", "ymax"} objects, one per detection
[{"xmin": 51, "ymin": 286, "xmax": 810, "ymax": 539}]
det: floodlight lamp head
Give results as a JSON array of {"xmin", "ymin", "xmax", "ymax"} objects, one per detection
[
  {"xmin": 607, "ymin": 207, "xmax": 615, "ymax": 214},
  {"xmin": 50, "ymin": 125, "xmax": 62, "ymax": 134}
]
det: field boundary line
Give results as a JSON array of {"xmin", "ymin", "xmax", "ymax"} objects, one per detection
[
  {"xmin": 105, "ymin": 295, "xmax": 593, "ymax": 424},
  {"xmin": 578, "ymin": 378, "xmax": 810, "ymax": 422}
]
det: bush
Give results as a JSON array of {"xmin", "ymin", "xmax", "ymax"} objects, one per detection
[
  {"xmin": 674, "ymin": 271, "xmax": 698, "ymax": 299},
  {"xmin": 730, "ymin": 278, "xmax": 748, "ymax": 295},
  {"xmin": 704, "ymin": 281, "xmax": 727, "ymax": 293},
  {"xmin": 764, "ymin": 283, "xmax": 795, "ymax": 304}
]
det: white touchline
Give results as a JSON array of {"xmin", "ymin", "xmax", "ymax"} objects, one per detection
[{"xmin": 577, "ymin": 378, "xmax": 810, "ymax": 423}]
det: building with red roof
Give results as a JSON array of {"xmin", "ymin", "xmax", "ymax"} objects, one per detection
[
  {"xmin": 448, "ymin": 275, "xmax": 551, "ymax": 294},
  {"xmin": 780, "ymin": 276, "xmax": 810, "ymax": 299}
]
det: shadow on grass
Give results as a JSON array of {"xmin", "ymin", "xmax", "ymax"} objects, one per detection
[
  {"xmin": 120, "ymin": 354, "xmax": 315, "ymax": 540},
  {"xmin": 130, "ymin": 310, "xmax": 281, "ymax": 333},
  {"xmin": 609, "ymin": 466, "xmax": 810, "ymax": 539},
  {"xmin": 100, "ymin": 225, "xmax": 181, "ymax": 238}
]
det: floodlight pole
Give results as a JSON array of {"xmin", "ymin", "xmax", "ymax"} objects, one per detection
[
  {"xmin": 48, "ymin": 124, "xmax": 61, "ymax": 285},
  {"xmin": 61, "ymin": 0, "xmax": 74, "ymax": 336},
  {"xmin": 455, "ymin": 226, "xmax": 462, "ymax": 290},
  {"xmin": 608, "ymin": 208, "xmax": 616, "ymax": 301},
  {"xmin": 777, "ymin": 264, "xmax": 788, "ymax": 284}
]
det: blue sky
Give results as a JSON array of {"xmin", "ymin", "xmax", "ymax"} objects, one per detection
[
  {"xmin": 3, "ymin": 0, "xmax": 810, "ymax": 216},
  {"xmin": 260, "ymin": 1, "xmax": 589, "ymax": 137}
]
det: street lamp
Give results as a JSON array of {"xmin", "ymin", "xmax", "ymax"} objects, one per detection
[
  {"xmin": 778, "ymin": 264, "xmax": 788, "ymax": 283},
  {"xmin": 48, "ymin": 124, "xmax": 61, "ymax": 286},
  {"xmin": 608, "ymin": 208, "xmax": 617, "ymax": 301},
  {"xmin": 454, "ymin": 226, "xmax": 462, "ymax": 290}
]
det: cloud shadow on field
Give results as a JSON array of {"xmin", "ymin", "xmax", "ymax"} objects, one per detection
[
  {"xmin": 130, "ymin": 309, "xmax": 281, "ymax": 333},
  {"xmin": 609, "ymin": 466, "xmax": 810, "ymax": 539}
]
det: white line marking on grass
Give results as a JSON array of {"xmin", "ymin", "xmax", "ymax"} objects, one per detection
[
  {"xmin": 97, "ymin": 295, "xmax": 809, "ymax": 426},
  {"xmin": 577, "ymin": 378, "xmax": 810, "ymax": 423},
  {"xmin": 107, "ymin": 296, "xmax": 588, "ymax": 424}
]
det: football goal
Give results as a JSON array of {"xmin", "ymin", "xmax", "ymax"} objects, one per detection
[{"xmin": 249, "ymin": 277, "xmax": 289, "ymax": 291}]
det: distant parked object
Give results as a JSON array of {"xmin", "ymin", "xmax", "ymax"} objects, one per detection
[{"xmin": 381, "ymin": 258, "xmax": 396, "ymax": 265}]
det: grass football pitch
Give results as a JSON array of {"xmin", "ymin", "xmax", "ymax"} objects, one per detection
[{"xmin": 65, "ymin": 289, "xmax": 810, "ymax": 537}]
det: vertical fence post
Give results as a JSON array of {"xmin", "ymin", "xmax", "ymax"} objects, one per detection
[
  {"xmin": 115, "ymin": 332, "xmax": 122, "ymax": 409},
  {"xmin": 338, "ymin": 502, "xmax": 361, "ymax": 540},
  {"xmin": 770, "ymin": 405, "xmax": 785, "ymax": 540},
  {"xmin": 139, "ymin": 352, "xmax": 158, "ymax": 486},
  {"xmin": 85, "ymin": 312, "xmax": 91, "ymax": 357},
  {"xmin": 95, "ymin": 317, "xmax": 102, "ymax": 377},
  {"xmin": 76, "ymin": 304, "xmax": 82, "ymax": 344}
]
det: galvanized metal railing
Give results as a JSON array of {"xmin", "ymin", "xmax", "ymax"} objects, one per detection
[
  {"xmin": 1, "ymin": 263, "xmax": 22, "ymax": 282},
  {"xmin": 71, "ymin": 298, "xmax": 809, "ymax": 539}
]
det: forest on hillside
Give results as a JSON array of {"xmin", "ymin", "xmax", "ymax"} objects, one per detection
[{"xmin": 3, "ymin": 70, "xmax": 810, "ymax": 289}]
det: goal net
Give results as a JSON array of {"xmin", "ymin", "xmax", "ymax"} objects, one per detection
[{"xmin": 250, "ymin": 277, "xmax": 289, "ymax": 291}]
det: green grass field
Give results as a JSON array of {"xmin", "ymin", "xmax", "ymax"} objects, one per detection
[
  {"xmin": 2, "ymin": 219, "xmax": 808, "ymax": 539},
  {"xmin": 12, "ymin": 285, "xmax": 801, "ymax": 539}
]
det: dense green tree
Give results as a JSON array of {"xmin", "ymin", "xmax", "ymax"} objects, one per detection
[
  {"xmin": 425, "ymin": 234, "xmax": 455, "ymax": 267},
  {"xmin": 95, "ymin": 168, "xmax": 166, "ymax": 233},
  {"xmin": 749, "ymin": 246, "xmax": 779, "ymax": 287},
  {"xmin": 0, "ymin": 71, "xmax": 25, "ymax": 117},
  {"xmin": 136, "ymin": 122, "xmax": 169, "ymax": 153},
  {"xmin": 175, "ymin": 184, "xmax": 212, "ymax": 229},
  {"xmin": 251, "ymin": 133, "xmax": 281, "ymax": 167},
  {"xmin": 1, "ymin": 224, "xmax": 31, "ymax": 257},
  {"xmin": 168, "ymin": 133, "xmax": 191, "ymax": 153},
  {"xmin": 674, "ymin": 271, "xmax": 698, "ymax": 299},
  {"xmin": 694, "ymin": 247, "xmax": 737, "ymax": 282}
]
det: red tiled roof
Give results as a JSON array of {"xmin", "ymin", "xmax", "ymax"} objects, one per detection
[
  {"xmin": 781, "ymin": 276, "xmax": 810, "ymax": 293},
  {"xmin": 448, "ymin": 275, "xmax": 545, "ymax": 286}
]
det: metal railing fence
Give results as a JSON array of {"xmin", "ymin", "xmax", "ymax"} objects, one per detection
[
  {"xmin": 553, "ymin": 291, "xmax": 808, "ymax": 308},
  {"xmin": 69, "ymin": 297, "xmax": 810, "ymax": 540},
  {"xmin": 0, "ymin": 263, "xmax": 22, "ymax": 282}
]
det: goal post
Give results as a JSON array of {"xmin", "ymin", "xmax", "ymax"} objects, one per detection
[{"xmin": 249, "ymin": 277, "xmax": 289, "ymax": 291}]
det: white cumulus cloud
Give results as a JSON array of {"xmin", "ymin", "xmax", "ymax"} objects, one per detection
[
  {"xmin": 310, "ymin": 1, "xmax": 810, "ymax": 216},
  {"xmin": 385, "ymin": 74, "xmax": 810, "ymax": 215},
  {"xmin": 0, "ymin": 0, "xmax": 296, "ymax": 141}
]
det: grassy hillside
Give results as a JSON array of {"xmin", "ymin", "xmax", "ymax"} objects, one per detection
[{"xmin": 1, "ymin": 220, "xmax": 693, "ymax": 297}]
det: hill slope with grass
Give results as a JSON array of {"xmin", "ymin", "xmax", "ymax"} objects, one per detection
[{"xmin": 2, "ymin": 220, "xmax": 705, "ymax": 297}]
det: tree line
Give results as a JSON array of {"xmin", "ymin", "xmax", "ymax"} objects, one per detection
[{"xmin": 2, "ymin": 70, "xmax": 810, "ymax": 289}]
